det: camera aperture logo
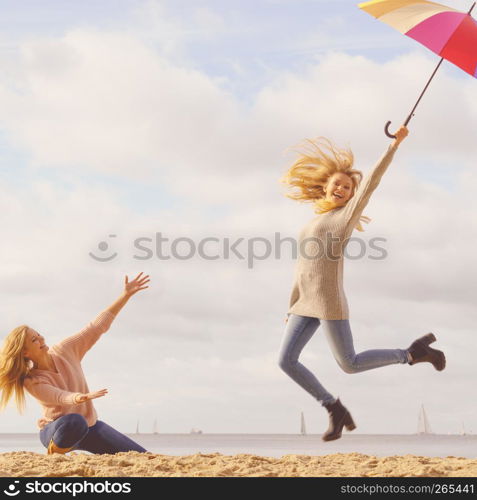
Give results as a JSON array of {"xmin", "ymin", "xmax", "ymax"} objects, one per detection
[
  {"xmin": 89, "ymin": 234, "xmax": 118, "ymax": 262},
  {"xmin": 3, "ymin": 481, "xmax": 20, "ymax": 497}
]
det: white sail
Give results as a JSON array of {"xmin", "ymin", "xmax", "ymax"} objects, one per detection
[
  {"xmin": 417, "ymin": 405, "xmax": 432, "ymax": 434},
  {"xmin": 136, "ymin": 420, "xmax": 140, "ymax": 434},
  {"xmin": 153, "ymin": 419, "xmax": 158, "ymax": 435},
  {"xmin": 300, "ymin": 411, "xmax": 307, "ymax": 436}
]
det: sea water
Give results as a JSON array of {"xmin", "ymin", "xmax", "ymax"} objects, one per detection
[{"xmin": 1, "ymin": 433, "xmax": 476, "ymax": 458}]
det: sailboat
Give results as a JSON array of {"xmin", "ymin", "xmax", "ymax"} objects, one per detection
[
  {"xmin": 153, "ymin": 419, "xmax": 158, "ymax": 435},
  {"xmin": 417, "ymin": 405, "xmax": 433, "ymax": 434},
  {"xmin": 135, "ymin": 420, "xmax": 140, "ymax": 435},
  {"xmin": 300, "ymin": 411, "xmax": 307, "ymax": 436}
]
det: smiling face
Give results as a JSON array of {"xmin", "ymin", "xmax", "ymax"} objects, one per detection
[
  {"xmin": 23, "ymin": 328, "xmax": 49, "ymax": 361},
  {"xmin": 324, "ymin": 172, "xmax": 353, "ymax": 207}
]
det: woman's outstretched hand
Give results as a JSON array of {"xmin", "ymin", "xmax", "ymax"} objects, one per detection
[
  {"xmin": 75, "ymin": 389, "xmax": 108, "ymax": 404},
  {"xmin": 391, "ymin": 125, "xmax": 409, "ymax": 148},
  {"xmin": 106, "ymin": 272, "xmax": 151, "ymax": 316},
  {"xmin": 124, "ymin": 272, "xmax": 150, "ymax": 297}
]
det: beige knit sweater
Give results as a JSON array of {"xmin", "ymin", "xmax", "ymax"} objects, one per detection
[
  {"xmin": 24, "ymin": 310, "xmax": 116, "ymax": 430},
  {"xmin": 288, "ymin": 142, "xmax": 398, "ymax": 320}
]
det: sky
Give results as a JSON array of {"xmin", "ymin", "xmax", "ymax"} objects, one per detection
[{"xmin": 0, "ymin": 0, "xmax": 476, "ymax": 438}]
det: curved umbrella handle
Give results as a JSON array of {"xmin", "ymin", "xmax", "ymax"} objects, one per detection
[{"xmin": 384, "ymin": 121, "xmax": 397, "ymax": 139}]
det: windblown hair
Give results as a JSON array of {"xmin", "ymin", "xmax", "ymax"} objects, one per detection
[
  {"xmin": 280, "ymin": 137, "xmax": 369, "ymax": 231},
  {"xmin": 0, "ymin": 325, "xmax": 31, "ymax": 413}
]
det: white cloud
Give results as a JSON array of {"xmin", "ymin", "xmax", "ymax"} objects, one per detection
[{"xmin": 0, "ymin": 29, "xmax": 241, "ymax": 179}]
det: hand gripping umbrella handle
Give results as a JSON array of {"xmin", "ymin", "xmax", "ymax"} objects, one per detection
[
  {"xmin": 385, "ymin": 111, "xmax": 414, "ymax": 138},
  {"xmin": 385, "ymin": 113, "xmax": 413, "ymax": 139}
]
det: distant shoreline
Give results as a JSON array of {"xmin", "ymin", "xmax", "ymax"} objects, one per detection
[{"xmin": 3, "ymin": 433, "xmax": 477, "ymax": 459}]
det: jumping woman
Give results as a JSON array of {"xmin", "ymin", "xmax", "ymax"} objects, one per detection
[
  {"xmin": 0, "ymin": 272, "xmax": 150, "ymax": 454},
  {"xmin": 278, "ymin": 126, "xmax": 446, "ymax": 441}
]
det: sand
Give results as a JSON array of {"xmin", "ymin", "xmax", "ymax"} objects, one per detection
[{"xmin": 1, "ymin": 452, "xmax": 477, "ymax": 477}]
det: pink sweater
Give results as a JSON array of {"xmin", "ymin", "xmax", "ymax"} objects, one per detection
[{"xmin": 24, "ymin": 310, "xmax": 116, "ymax": 430}]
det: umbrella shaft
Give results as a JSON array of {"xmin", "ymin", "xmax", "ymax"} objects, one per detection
[
  {"xmin": 469, "ymin": 2, "xmax": 476, "ymax": 15},
  {"xmin": 404, "ymin": 57, "xmax": 444, "ymax": 126}
]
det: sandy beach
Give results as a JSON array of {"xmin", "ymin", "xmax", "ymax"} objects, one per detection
[{"xmin": 1, "ymin": 452, "xmax": 477, "ymax": 477}]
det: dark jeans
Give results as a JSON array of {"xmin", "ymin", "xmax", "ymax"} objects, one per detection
[{"xmin": 39, "ymin": 414, "xmax": 147, "ymax": 454}]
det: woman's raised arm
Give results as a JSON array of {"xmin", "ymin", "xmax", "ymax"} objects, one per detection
[
  {"xmin": 343, "ymin": 126, "xmax": 409, "ymax": 228},
  {"xmin": 57, "ymin": 273, "xmax": 150, "ymax": 360}
]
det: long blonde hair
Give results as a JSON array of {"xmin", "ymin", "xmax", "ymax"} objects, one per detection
[
  {"xmin": 0, "ymin": 325, "xmax": 31, "ymax": 413},
  {"xmin": 280, "ymin": 137, "xmax": 369, "ymax": 231}
]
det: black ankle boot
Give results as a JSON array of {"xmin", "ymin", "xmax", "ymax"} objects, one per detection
[
  {"xmin": 407, "ymin": 333, "xmax": 446, "ymax": 371},
  {"xmin": 322, "ymin": 398, "xmax": 356, "ymax": 442}
]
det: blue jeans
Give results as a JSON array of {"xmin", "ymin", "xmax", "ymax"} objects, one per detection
[
  {"xmin": 39, "ymin": 414, "xmax": 147, "ymax": 454},
  {"xmin": 278, "ymin": 314, "xmax": 409, "ymax": 406}
]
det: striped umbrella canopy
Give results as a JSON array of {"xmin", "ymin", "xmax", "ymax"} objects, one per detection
[{"xmin": 358, "ymin": 0, "xmax": 477, "ymax": 137}]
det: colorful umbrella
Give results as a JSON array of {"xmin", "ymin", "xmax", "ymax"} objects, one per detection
[{"xmin": 358, "ymin": 0, "xmax": 477, "ymax": 137}]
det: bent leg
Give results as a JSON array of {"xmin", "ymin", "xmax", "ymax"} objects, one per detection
[
  {"xmin": 278, "ymin": 314, "xmax": 336, "ymax": 406},
  {"xmin": 76, "ymin": 420, "xmax": 148, "ymax": 454},
  {"xmin": 322, "ymin": 319, "xmax": 408, "ymax": 374},
  {"xmin": 39, "ymin": 414, "xmax": 89, "ymax": 450}
]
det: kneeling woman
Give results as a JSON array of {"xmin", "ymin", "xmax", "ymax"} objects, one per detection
[
  {"xmin": 0, "ymin": 272, "xmax": 150, "ymax": 454},
  {"xmin": 279, "ymin": 126, "xmax": 445, "ymax": 441}
]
